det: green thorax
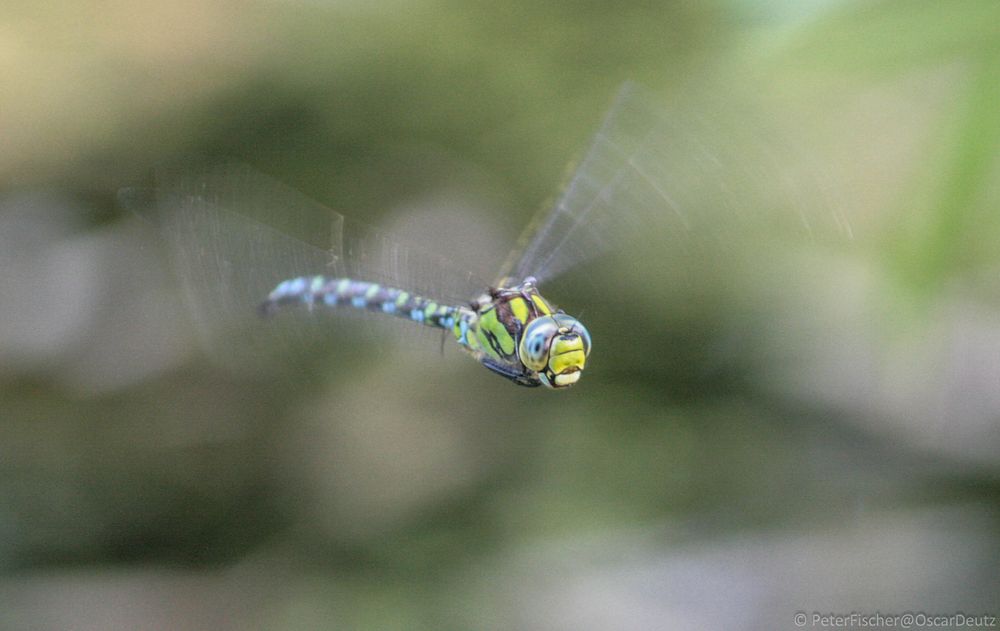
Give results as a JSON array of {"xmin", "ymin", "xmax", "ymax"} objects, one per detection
[{"xmin": 453, "ymin": 277, "xmax": 555, "ymax": 363}]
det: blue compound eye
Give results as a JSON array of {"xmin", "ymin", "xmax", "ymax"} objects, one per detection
[
  {"xmin": 576, "ymin": 322, "xmax": 592, "ymax": 356},
  {"xmin": 519, "ymin": 316, "xmax": 558, "ymax": 371}
]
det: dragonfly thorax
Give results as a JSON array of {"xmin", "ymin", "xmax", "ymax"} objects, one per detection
[{"xmin": 454, "ymin": 276, "xmax": 591, "ymax": 389}]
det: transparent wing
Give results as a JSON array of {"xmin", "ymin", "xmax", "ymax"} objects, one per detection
[
  {"xmin": 498, "ymin": 82, "xmax": 852, "ymax": 286},
  {"xmin": 124, "ymin": 164, "xmax": 484, "ymax": 381}
]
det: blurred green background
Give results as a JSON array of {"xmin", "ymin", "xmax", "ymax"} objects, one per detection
[{"xmin": 2, "ymin": 0, "xmax": 999, "ymax": 629}]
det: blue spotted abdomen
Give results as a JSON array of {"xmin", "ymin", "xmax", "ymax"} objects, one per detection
[{"xmin": 261, "ymin": 276, "xmax": 462, "ymax": 332}]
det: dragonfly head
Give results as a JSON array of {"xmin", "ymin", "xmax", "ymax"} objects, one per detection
[{"xmin": 519, "ymin": 313, "xmax": 592, "ymax": 389}]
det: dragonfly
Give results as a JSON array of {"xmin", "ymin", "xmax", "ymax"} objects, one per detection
[
  {"xmin": 260, "ymin": 274, "xmax": 588, "ymax": 388},
  {"xmin": 130, "ymin": 83, "xmax": 848, "ymax": 389}
]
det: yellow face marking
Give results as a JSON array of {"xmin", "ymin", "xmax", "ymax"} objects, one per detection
[
  {"xmin": 549, "ymin": 349, "xmax": 585, "ymax": 375},
  {"xmin": 509, "ymin": 297, "xmax": 529, "ymax": 324},
  {"xmin": 553, "ymin": 371, "xmax": 581, "ymax": 387},
  {"xmin": 530, "ymin": 294, "xmax": 552, "ymax": 316},
  {"xmin": 551, "ymin": 335, "xmax": 583, "ymax": 355}
]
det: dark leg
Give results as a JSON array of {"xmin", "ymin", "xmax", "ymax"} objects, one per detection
[{"xmin": 480, "ymin": 357, "xmax": 541, "ymax": 387}]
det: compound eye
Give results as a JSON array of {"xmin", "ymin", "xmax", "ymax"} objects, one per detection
[
  {"xmin": 519, "ymin": 317, "xmax": 558, "ymax": 371},
  {"xmin": 529, "ymin": 335, "xmax": 545, "ymax": 356},
  {"xmin": 577, "ymin": 323, "xmax": 592, "ymax": 356}
]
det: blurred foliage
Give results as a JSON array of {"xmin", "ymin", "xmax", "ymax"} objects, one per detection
[{"xmin": 2, "ymin": 0, "xmax": 999, "ymax": 629}]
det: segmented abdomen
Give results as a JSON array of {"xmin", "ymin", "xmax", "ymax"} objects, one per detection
[{"xmin": 260, "ymin": 276, "xmax": 461, "ymax": 331}]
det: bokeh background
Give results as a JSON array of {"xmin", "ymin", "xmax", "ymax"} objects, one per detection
[{"xmin": 2, "ymin": 1, "xmax": 999, "ymax": 629}]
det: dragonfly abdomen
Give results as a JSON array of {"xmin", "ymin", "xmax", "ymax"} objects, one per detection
[{"xmin": 261, "ymin": 276, "xmax": 461, "ymax": 331}]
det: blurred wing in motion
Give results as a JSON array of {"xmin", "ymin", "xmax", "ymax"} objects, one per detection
[
  {"xmin": 498, "ymin": 82, "xmax": 853, "ymax": 287},
  {"xmin": 124, "ymin": 164, "xmax": 483, "ymax": 381}
]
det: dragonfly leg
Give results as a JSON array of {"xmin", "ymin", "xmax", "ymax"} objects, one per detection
[{"xmin": 479, "ymin": 356, "xmax": 541, "ymax": 387}]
